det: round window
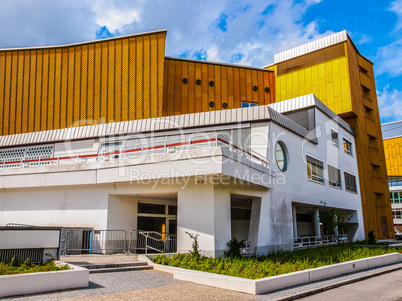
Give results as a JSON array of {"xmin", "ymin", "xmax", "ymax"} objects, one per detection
[{"xmin": 275, "ymin": 141, "xmax": 288, "ymax": 171}]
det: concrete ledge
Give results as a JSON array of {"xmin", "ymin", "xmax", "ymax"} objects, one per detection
[
  {"xmin": 0, "ymin": 262, "xmax": 89, "ymax": 298},
  {"xmin": 140, "ymin": 253, "xmax": 402, "ymax": 295}
]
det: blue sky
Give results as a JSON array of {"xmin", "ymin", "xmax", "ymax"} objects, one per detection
[{"xmin": 0, "ymin": 0, "xmax": 400, "ymax": 123}]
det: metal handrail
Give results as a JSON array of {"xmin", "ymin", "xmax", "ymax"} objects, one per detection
[
  {"xmin": 0, "ymin": 133, "xmax": 270, "ymax": 170},
  {"xmin": 294, "ymin": 234, "xmax": 347, "ymax": 249}
]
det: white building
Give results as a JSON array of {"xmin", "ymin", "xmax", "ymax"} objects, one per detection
[{"xmin": 0, "ymin": 94, "xmax": 364, "ymax": 257}]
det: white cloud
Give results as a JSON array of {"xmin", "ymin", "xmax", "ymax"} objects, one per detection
[
  {"xmin": 0, "ymin": 0, "xmax": 329, "ymax": 67},
  {"xmin": 0, "ymin": 0, "xmax": 97, "ymax": 48},
  {"xmin": 377, "ymin": 85, "xmax": 402, "ymax": 121},
  {"xmin": 92, "ymin": 1, "xmax": 141, "ymax": 33}
]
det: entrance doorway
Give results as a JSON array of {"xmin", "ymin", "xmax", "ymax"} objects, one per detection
[{"xmin": 137, "ymin": 202, "xmax": 177, "ymax": 234}]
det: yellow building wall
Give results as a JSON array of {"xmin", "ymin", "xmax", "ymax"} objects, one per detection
[
  {"xmin": 163, "ymin": 58, "xmax": 275, "ymax": 116},
  {"xmin": 0, "ymin": 31, "xmax": 166, "ymax": 135},
  {"xmin": 384, "ymin": 137, "xmax": 402, "ymax": 176},
  {"xmin": 272, "ymin": 43, "xmax": 353, "ymax": 115}
]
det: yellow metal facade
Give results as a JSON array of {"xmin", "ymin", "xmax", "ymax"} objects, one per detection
[
  {"xmin": 163, "ymin": 58, "xmax": 275, "ymax": 116},
  {"xmin": 272, "ymin": 43, "xmax": 352, "ymax": 115},
  {"xmin": 0, "ymin": 31, "xmax": 166, "ymax": 135},
  {"xmin": 384, "ymin": 137, "xmax": 402, "ymax": 176},
  {"xmin": 269, "ymin": 38, "xmax": 394, "ymax": 239}
]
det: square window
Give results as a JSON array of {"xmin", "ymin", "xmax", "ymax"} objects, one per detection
[{"xmin": 306, "ymin": 156, "xmax": 324, "ymax": 184}]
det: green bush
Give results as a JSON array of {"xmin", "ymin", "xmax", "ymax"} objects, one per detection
[
  {"xmin": 152, "ymin": 244, "xmax": 401, "ymax": 279},
  {"xmin": 0, "ymin": 257, "xmax": 70, "ymax": 276},
  {"xmin": 368, "ymin": 231, "xmax": 376, "ymax": 245},
  {"xmin": 224, "ymin": 238, "xmax": 244, "ymax": 258}
]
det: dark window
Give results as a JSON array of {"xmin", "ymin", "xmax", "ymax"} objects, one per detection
[
  {"xmin": 168, "ymin": 205, "xmax": 177, "ymax": 215},
  {"xmin": 138, "ymin": 203, "xmax": 166, "ymax": 214},
  {"xmin": 331, "ymin": 130, "xmax": 339, "ymax": 148},
  {"xmin": 344, "ymin": 172, "xmax": 357, "ymax": 193},
  {"xmin": 296, "ymin": 213, "xmax": 313, "ymax": 222}
]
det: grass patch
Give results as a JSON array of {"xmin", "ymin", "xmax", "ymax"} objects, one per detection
[
  {"xmin": 153, "ymin": 244, "xmax": 402, "ymax": 279},
  {"xmin": 0, "ymin": 257, "xmax": 70, "ymax": 276}
]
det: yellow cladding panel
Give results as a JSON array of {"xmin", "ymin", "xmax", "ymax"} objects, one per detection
[
  {"xmin": 384, "ymin": 137, "xmax": 402, "ymax": 176},
  {"xmin": 163, "ymin": 58, "xmax": 275, "ymax": 116},
  {"xmin": 273, "ymin": 42, "xmax": 353, "ymax": 115},
  {"xmin": 0, "ymin": 31, "xmax": 166, "ymax": 135},
  {"xmin": 274, "ymin": 56, "xmax": 352, "ymax": 114}
]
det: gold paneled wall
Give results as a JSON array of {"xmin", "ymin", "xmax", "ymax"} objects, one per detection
[
  {"xmin": 163, "ymin": 58, "xmax": 275, "ymax": 116},
  {"xmin": 384, "ymin": 137, "xmax": 402, "ymax": 176},
  {"xmin": 0, "ymin": 30, "xmax": 166, "ymax": 135},
  {"xmin": 272, "ymin": 43, "xmax": 353, "ymax": 115}
]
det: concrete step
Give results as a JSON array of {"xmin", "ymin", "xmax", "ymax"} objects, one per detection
[
  {"xmin": 80, "ymin": 261, "xmax": 148, "ymax": 269},
  {"xmin": 89, "ymin": 265, "xmax": 153, "ymax": 274},
  {"xmin": 75, "ymin": 261, "xmax": 153, "ymax": 274}
]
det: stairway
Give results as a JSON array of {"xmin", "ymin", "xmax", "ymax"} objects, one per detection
[{"xmin": 78, "ymin": 261, "xmax": 152, "ymax": 273}]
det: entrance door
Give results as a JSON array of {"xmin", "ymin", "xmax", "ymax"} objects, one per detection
[
  {"xmin": 137, "ymin": 217, "xmax": 166, "ymax": 233},
  {"xmin": 168, "ymin": 219, "xmax": 177, "ymax": 234}
]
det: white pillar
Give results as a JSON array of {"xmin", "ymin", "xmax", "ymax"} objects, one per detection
[
  {"xmin": 334, "ymin": 213, "xmax": 339, "ymax": 236},
  {"xmin": 292, "ymin": 205, "xmax": 298, "ymax": 239},
  {"xmin": 314, "ymin": 208, "xmax": 321, "ymax": 237},
  {"xmin": 177, "ymin": 181, "xmax": 231, "ymax": 258}
]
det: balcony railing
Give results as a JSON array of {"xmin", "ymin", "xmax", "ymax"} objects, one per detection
[
  {"xmin": 0, "ymin": 133, "xmax": 269, "ymax": 170},
  {"xmin": 294, "ymin": 234, "xmax": 347, "ymax": 249}
]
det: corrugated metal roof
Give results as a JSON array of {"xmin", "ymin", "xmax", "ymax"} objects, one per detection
[
  {"xmin": 269, "ymin": 94, "xmax": 355, "ymax": 136},
  {"xmin": 273, "ymin": 31, "xmax": 373, "ymax": 65},
  {"xmin": 0, "ymin": 105, "xmax": 317, "ymax": 147},
  {"xmin": 274, "ymin": 31, "xmax": 348, "ymax": 64},
  {"xmin": 382, "ymin": 120, "xmax": 402, "ymax": 139}
]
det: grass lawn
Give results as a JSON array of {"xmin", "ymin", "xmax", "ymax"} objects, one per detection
[
  {"xmin": 0, "ymin": 258, "xmax": 70, "ymax": 276},
  {"xmin": 153, "ymin": 244, "xmax": 402, "ymax": 279}
]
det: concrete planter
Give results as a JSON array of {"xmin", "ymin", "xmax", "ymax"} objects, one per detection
[
  {"xmin": 0, "ymin": 262, "xmax": 89, "ymax": 298},
  {"xmin": 140, "ymin": 253, "xmax": 402, "ymax": 295}
]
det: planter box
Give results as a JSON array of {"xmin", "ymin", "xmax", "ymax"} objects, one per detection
[
  {"xmin": 0, "ymin": 262, "xmax": 89, "ymax": 298},
  {"xmin": 140, "ymin": 253, "xmax": 402, "ymax": 295}
]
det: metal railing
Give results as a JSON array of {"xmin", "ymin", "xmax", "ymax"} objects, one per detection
[
  {"xmin": 128, "ymin": 230, "xmax": 177, "ymax": 254},
  {"xmin": 62, "ymin": 229, "xmax": 128, "ymax": 255},
  {"xmin": 0, "ymin": 133, "xmax": 269, "ymax": 170},
  {"xmin": 61, "ymin": 229, "xmax": 177, "ymax": 255},
  {"xmin": 293, "ymin": 234, "xmax": 347, "ymax": 249}
]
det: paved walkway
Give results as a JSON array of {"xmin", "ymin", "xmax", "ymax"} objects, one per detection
[{"xmin": 2, "ymin": 261, "xmax": 402, "ymax": 301}]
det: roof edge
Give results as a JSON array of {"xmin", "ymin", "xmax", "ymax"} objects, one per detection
[
  {"xmin": 0, "ymin": 29, "xmax": 168, "ymax": 52},
  {"xmin": 165, "ymin": 56, "xmax": 274, "ymax": 72}
]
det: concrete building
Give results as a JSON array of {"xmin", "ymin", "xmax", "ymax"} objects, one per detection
[
  {"xmin": 382, "ymin": 121, "xmax": 402, "ymax": 232},
  {"xmin": 0, "ymin": 95, "xmax": 364, "ymax": 256},
  {"xmin": 0, "ymin": 29, "xmax": 390, "ymax": 255}
]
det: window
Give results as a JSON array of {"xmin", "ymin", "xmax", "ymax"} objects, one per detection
[
  {"xmin": 390, "ymin": 192, "xmax": 401, "ymax": 204},
  {"xmin": 306, "ymin": 156, "xmax": 324, "ymax": 183},
  {"xmin": 275, "ymin": 141, "xmax": 288, "ymax": 171},
  {"xmin": 328, "ymin": 165, "xmax": 341, "ymax": 188},
  {"xmin": 241, "ymin": 102, "xmax": 258, "ymax": 108},
  {"xmin": 389, "ymin": 176, "xmax": 402, "ymax": 187},
  {"xmin": 343, "ymin": 139, "xmax": 352, "ymax": 156},
  {"xmin": 331, "ymin": 130, "xmax": 339, "ymax": 148},
  {"xmin": 344, "ymin": 172, "xmax": 357, "ymax": 193},
  {"xmin": 392, "ymin": 208, "xmax": 402, "ymax": 220}
]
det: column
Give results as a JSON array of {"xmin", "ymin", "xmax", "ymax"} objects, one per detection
[
  {"xmin": 314, "ymin": 208, "xmax": 321, "ymax": 237},
  {"xmin": 292, "ymin": 205, "xmax": 298, "ymax": 239}
]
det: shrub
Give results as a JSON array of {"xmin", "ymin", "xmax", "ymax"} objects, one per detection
[
  {"xmin": 0, "ymin": 257, "xmax": 69, "ymax": 276},
  {"xmin": 368, "ymin": 231, "xmax": 376, "ymax": 245},
  {"xmin": 224, "ymin": 238, "xmax": 244, "ymax": 258},
  {"xmin": 185, "ymin": 231, "xmax": 200, "ymax": 259}
]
